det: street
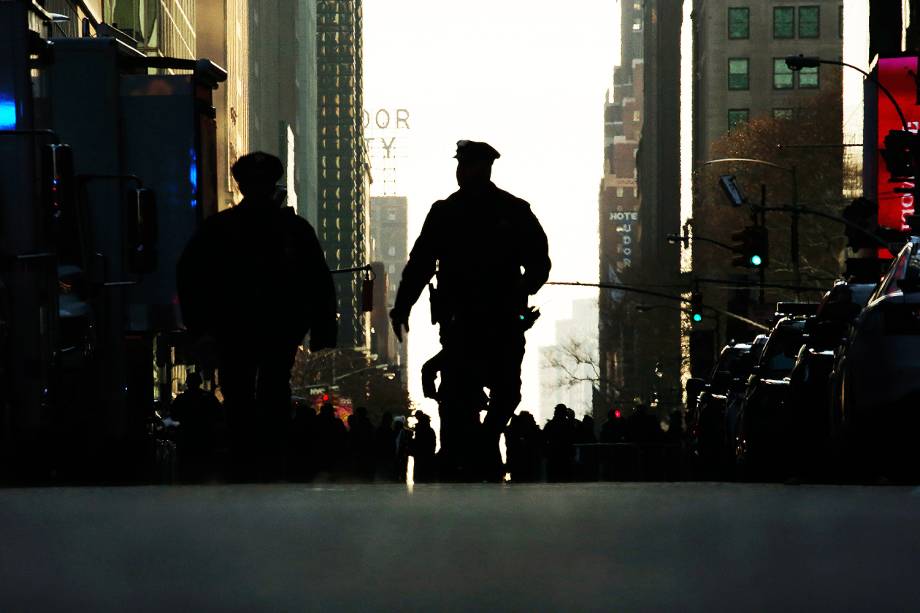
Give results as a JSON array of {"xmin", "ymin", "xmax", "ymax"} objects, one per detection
[{"xmin": 1, "ymin": 483, "xmax": 919, "ymax": 611}]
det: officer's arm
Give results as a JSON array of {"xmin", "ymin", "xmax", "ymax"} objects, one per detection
[
  {"xmin": 393, "ymin": 203, "xmax": 441, "ymax": 318},
  {"xmin": 521, "ymin": 207, "xmax": 552, "ymax": 295},
  {"xmin": 176, "ymin": 224, "xmax": 212, "ymax": 334},
  {"xmin": 301, "ymin": 220, "xmax": 338, "ymax": 350}
]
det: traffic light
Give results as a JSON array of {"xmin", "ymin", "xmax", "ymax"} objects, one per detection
[
  {"xmin": 731, "ymin": 225, "xmax": 768, "ymax": 268},
  {"xmin": 841, "ymin": 197, "xmax": 879, "ymax": 250},
  {"xmin": 689, "ymin": 292, "xmax": 704, "ymax": 322},
  {"xmin": 881, "ymin": 129, "xmax": 920, "ymax": 181}
]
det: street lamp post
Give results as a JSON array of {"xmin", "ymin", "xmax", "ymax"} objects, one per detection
[{"xmin": 785, "ymin": 55, "xmax": 909, "ymax": 132}]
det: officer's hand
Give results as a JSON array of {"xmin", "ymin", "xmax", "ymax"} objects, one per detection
[{"xmin": 390, "ymin": 309, "xmax": 409, "ymax": 343}]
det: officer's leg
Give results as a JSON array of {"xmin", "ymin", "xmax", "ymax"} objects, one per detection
[
  {"xmin": 254, "ymin": 342, "xmax": 299, "ymax": 479},
  {"xmin": 482, "ymin": 334, "xmax": 525, "ymax": 480},
  {"xmin": 218, "ymin": 341, "xmax": 258, "ymax": 480},
  {"xmin": 437, "ymin": 361, "xmax": 483, "ymax": 480}
]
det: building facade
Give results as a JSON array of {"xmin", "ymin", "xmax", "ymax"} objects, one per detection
[
  {"xmin": 104, "ymin": 0, "xmax": 196, "ymax": 61},
  {"xmin": 317, "ymin": 0, "xmax": 370, "ymax": 350},
  {"xmin": 692, "ymin": 1, "xmax": 844, "ymax": 161},
  {"xmin": 197, "ymin": 0, "xmax": 249, "ymax": 211},
  {"xmin": 597, "ymin": 0, "xmax": 684, "ymax": 425}
]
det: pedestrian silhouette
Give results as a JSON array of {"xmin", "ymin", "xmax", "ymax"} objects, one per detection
[
  {"xmin": 176, "ymin": 151, "xmax": 337, "ymax": 481},
  {"xmin": 289, "ymin": 396, "xmax": 317, "ymax": 481},
  {"xmin": 627, "ymin": 403, "xmax": 663, "ymax": 445},
  {"xmin": 544, "ymin": 404, "xmax": 576, "ymax": 482},
  {"xmin": 600, "ymin": 408, "xmax": 627, "ymax": 444},
  {"xmin": 410, "ymin": 411, "xmax": 437, "ymax": 482},
  {"xmin": 505, "ymin": 410, "xmax": 542, "ymax": 482},
  {"xmin": 391, "ymin": 140, "xmax": 551, "ymax": 481},
  {"xmin": 313, "ymin": 402, "xmax": 347, "ymax": 479},
  {"xmin": 171, "ymin": 371, "xmax": 223, "ymax": 481},
  {"xmin": 375, "ymin": 411, "xmax": 397, "ymax": 481},
  {"xmin": 347, "ymin": 406, "xmax": 376, "ymax": 481},
  {"xmin": 393, "ymin": 416, "xmax": 412, "ymax": 483}
]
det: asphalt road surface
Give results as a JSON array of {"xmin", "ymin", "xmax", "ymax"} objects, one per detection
[{"xmin": 2, "ymin": 482, "xmax": 919, "ymax": 611}]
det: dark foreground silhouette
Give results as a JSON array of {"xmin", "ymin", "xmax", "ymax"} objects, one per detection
[
  {"xmin": 390, "ymin": 140, "xmax": 551, "ymax": 481},
  {"xmin": 177, "ymin": 152, "xmax": 338, "ymax": 482}
]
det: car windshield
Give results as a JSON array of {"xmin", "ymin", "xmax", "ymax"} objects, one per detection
[
  {"xmin": 759, "ymin": 323, "xmax": 805, "ymax": 376},
  {"xmin": 876, "ymin": 241, "xmax": 920, "ymax": 298}
]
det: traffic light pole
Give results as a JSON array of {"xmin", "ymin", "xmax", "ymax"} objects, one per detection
[{"xmin": 545, "ymin": 281, "xmax": 771, "ymax": 332}]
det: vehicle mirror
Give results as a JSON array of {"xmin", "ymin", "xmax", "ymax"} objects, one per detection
[{"xmin": 125, "ymin": 187, "xmax": 157, "ymax": 274}]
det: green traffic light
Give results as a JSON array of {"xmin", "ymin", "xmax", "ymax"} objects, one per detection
[
  {"xmin": 692, "ymin": 313, "xmax": 702, "ymax": 322},
  {"xmin": 750, "ymin": 254, "xmax": 763, "ymax": 267}
]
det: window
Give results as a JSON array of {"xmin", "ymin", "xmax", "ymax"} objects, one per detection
[
  {"xmin": 773, "ymin": 108, "xmax": 794, "ymax": 119},
  {"xmin": 773, "ymin": 58, "xmax": 794, "ymax": 89},
  {"xmin": 616, "ymin": 187, "xmax": 625, "ymax": 197},
  {"xmin": 728, "ymin": 58, "xmax": 749, "ymax": 90},
  {"xmin": 728, "ymin": 109, "xmax": 750, "ymax": 130},
  {"xmin": 799, "ymin": 6, "xmax": 820, "ymax": 38},
  {"xmin": 387, "ymin": 246, "xmax": 396, "ymax": 256},
  {"xmin": 633, "ymin": 110, "xmax": 641, "ymax": 121},
  {"xmin": 799, "ymin": 65, "xmax": 819, "ymax": 88},
  {"xmin": 774, "ymin": 7, "xmax": 794, "ymax": 38},
  {"xmin": 728, "ymin": 7, "xmax": 750, "ymax": 39}
]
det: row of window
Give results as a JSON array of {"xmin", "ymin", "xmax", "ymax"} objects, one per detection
[
  {"xmin": 728, "ymin": 6, "xmax": 834, "ymax": 39},
  {"xmin": 728, "ymin": 58, "xmax": 818, "ymax": 90},
  {"xmin": 727, "ymin": 107, "xmax": 799, "ymax": 130}
]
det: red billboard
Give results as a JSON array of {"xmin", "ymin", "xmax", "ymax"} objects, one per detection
[{"xmin": 877, "ymin": 56, "xmax": 920, "ymax": 231}]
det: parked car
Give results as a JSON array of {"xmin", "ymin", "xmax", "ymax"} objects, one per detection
[
  {"xmin": 688, "ymin": 341, "xmax": 756, "ymax": 478},
  {"xmin": 734, "ymin": 317, "xmax": 809, "ymax": 480},
  {"xmin": 830, "ymin": 238, "xmax": 920, "ymax": 479},
  {"xmin": 784, "ymin": 281, "xmax": 875, "ymax": 479}
]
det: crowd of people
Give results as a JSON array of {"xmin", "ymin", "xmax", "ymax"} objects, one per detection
[{"xmin": 166, "ymin": 375, "xmax": 684, "ymax": 483}]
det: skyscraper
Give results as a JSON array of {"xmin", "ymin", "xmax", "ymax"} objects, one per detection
[
  {"xmin": 597, "ymin": 0, "xmax": 683, "ymax": 423},
  {"xmin": 317, "ymin": 0, "xmax": 370, "ymax": 350}
]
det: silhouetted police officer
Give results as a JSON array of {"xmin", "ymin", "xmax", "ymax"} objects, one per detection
[
  {"xmin": 177, "ymin": 151, "xmax": 337, "ymax": 480},
  {"xmin": 391, "ymin": 140, "xmax": 551, "ymax": 481}
]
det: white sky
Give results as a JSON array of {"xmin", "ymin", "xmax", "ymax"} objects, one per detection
[{"xmin": 363, "ymin": 0, "xmax": 620, "ymax": 424}]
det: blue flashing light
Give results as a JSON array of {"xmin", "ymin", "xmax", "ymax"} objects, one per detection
[
  {"xmin": 750, "ymin": 254, "xmax": 763, "ymax": 267},
  {"xmin": 692, "ymin": 313, "xmax": 702, "ymax": 323},
  {"xmin": 188, "ymin": 147, "xmax": 198, "ymax": 208},
  {"xmin": 0, "ymin": 95, "xmax": 16, "ymax": 130}
]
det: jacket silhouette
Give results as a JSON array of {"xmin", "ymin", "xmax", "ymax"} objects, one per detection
[
  {"xmin": 391, "ymin": 140, "xmax": 551, "ymax": 481},
  {"xmin": 176, "ymin": 151, "xmax": 337, "ymax": 481}
]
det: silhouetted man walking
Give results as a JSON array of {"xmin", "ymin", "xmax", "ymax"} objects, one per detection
[
  {"xmin": 391, "ymin": 140, "xmax": 551, "ymax": 481},
  {"xmin": 177, "ymin": 152, "xmax": 337, "ymax": 480}
]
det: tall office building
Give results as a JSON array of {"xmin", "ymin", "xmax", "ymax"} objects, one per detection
[
  {"xmin": 248, "ymin": 0, "xmax": 319, "ymax": 222},
  {"xmin": 370, "ymin": 195, "xmax": 408, "ymax": 377},
  {"xmin": 197, "ymin": 0, "xmax": 249, "ymax": 210},
  {"xmin": 692, "ymin": 1, "xmax": 843, "ymax": 161},
  {"xmin": 597, "ymin": 0, "xmax": 683, "ymax": 423},
  {"xmin": 317, "ymin": 0, "xmax": 370, "ymax": 350},
  {"xmin": 688, "ymin": 1, "xmax": 844, "ymax": 369},
  {"xmin": 104, "ymin": 0, "xmax": 197, "ymax": 61}
]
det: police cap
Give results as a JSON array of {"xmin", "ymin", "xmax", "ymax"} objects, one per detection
[
  {"xmin": 454, "ymin": 140, "xmax": 500, "ymax": 162},
  {"xmin": 231, "ymin": 151, "xmax": 284, "ymax": 187}
]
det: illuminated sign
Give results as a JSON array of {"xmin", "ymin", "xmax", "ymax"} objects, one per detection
[
  {"xmin": 0, "ymin": 94, "xmax": 16, "ymax": 130},
  {"xmin": 876, "ymin": 57, "xmax": 920, "ymax": 231}
]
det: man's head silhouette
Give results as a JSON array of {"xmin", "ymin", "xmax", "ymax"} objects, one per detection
[
  {"xmin": 454, "ymin": 140, "xmax": 499, "ymax": 190},
  {"xmin": 231, "ymin": 152, "xmax": 284, "ymax": 202},
  {"xmin": 185, "ymin": 371, "xmax": 202, "ymax": 391}
]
